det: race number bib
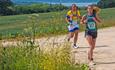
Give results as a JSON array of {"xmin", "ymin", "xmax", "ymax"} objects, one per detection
[
  {"xmin": 68, "ymin": 24, "xmax": 79, "ymax": 31},
  {"xmin": 72, "ymin": 20, "xmax": 77, "ymax": 25},
  {"xmin": 88, "ymin": 22, "xmax": 96, "ymax": 30},
  {"xmin": 68, "ymin": 20, "xmax": 79, "ymax": 31},
  {"xmin": 68, "ymin": 25, "xmax": 74, "ymax": 31},
  {"xmin": 72, "ymin": 21, "xmax": 79, "ymax": 27}
]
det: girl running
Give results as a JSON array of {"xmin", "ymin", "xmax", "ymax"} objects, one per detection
[
  {"xmin": 65, "ymin": 4, "xmax": 81, "ymax": 48},
  {"xmin": 81, "ymin": 5, "xmax": 101, "ymax": 65}
]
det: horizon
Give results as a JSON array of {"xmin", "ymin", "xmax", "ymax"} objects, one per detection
[{"xmin": 11, "ymin": 0, "xmax": 99, "ymax": 6}]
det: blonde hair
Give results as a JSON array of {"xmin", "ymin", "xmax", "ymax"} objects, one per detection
[
  {"xmin": 93, "ymin": 6, "xmax": 101, "ymax": 14},
  {"xmin": 88, "ymin": 5, "xmax": 101, "ymax": 14}
]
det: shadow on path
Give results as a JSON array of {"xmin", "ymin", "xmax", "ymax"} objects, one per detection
[
  {"xmin": 79, "ymin": 45, "xmax": 108, "ymax": 49},
  {"xmin": 72, "ymin": 45, "xmax": 109, "ymax": 53},
  {"xmin": 88, "ymin": 61, "xmax": 115, "ymax": 70},
  {"xmin": 96, "ymin": 61, "xmax": 115, "ymax": 65}
]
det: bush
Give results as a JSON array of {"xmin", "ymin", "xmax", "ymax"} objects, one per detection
[
  {"xmin": 0, "ymin": 0, "xmax": 15, "ymax": 15},
  {"xmin": 97, "ymin": 0, "xmax": 115, "ymax": 8}
]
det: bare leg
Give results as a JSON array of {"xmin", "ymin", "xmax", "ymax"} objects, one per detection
[
  {"xmin": 68, "ymin": 32, "xmax": 74, "ymax": 41},
  {"xmin": 91, "ymin": 38, "xmax": 96, "ymax": 60},
  {"xmin": 74, "ymin": 30, "xmax": 79, "ymax": 44},
  {"xmin": 86, "ymin": 36, "xmax": 95, "ymax": 62},
  {"xmin": 92, "ymin": 39, "xmax": 96, "ymax": 49}
]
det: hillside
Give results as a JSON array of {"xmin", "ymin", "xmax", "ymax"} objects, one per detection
[{"xmin": 11, "ymin": 0, "xmax": 100, "ymax": 4}]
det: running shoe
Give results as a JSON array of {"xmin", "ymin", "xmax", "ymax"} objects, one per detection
[
  {"xmin": 89, "ymin": 61, "xmax": 96, "ymax": 66},
  {"xmin": 73, "ymin": 44, "xmax": 79, "ymax": 49}
]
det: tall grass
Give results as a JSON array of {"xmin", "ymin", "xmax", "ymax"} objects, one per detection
[
  {"xmin": 1, "ymin": 45, "xmax": 86, "ymax": 70},
  {"xmin": 0, "ymin": 42, "xmax": 88, "ymax": 70}
]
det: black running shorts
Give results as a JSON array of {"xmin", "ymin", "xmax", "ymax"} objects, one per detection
[{"xmin": 85, "ymin": 30, "xmax": 97, "ymax": 39}]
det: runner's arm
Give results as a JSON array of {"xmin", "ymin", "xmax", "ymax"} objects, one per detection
[
  {"xmin": 80, "ymin": 15, "xmax": 87, "ymax": 24},
  {"xmin": 77, "ymin": 10, "xmax": 82, "ymax": 19},
  {"xmin": 65, "ymin": 15, "xmax": 73, "ymax": 25},
  {"xmin": 95, "ymin": 14, "xmax": 102, "ymax": 23},
  {"xmin": 65, "ymin": 16, "xmax": 70, "ymax": 23},
  {"xmin": 93, "ymin": 14, "xmax": 102, "ymax": 24}
]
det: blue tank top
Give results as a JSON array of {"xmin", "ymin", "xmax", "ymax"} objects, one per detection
[{"xmin": 86, "ymin": 14, "xmax": 97, "ymax": 31}]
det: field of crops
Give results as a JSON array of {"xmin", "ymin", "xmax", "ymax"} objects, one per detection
[{"xmin": 0, "ymin": 8, "xmax": 115, "ymax": 39}]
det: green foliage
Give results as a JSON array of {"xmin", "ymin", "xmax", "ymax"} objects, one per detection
[
  {"xmin": 14, "ymin": 4, "xmax": 68, "ymax": 14},
  {"xmin": 97, "ymin": 0, "xmax": 115, "ymax": 8},
  {"xmin": 0, "ymin": 0, "xmax": 14, "ymax": 15},
  {"xmin": 0, "ymin": 42, "xmax": 88, "ymax": 70},
  {"xmin": 0, "ymin": 0, "xmax": 13, "ymax": 8},
  {"xmin": 0, "ymin": 0, "xmax": 68, "ymax": 16}
]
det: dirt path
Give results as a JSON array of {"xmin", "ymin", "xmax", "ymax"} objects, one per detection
[
  {"xmin": 72, "ymin": 27, "xmax": 115, "ymax": 70},
  {"xmin": 1, "ymin": 27, "xmax": 115, "ymax": 70}
]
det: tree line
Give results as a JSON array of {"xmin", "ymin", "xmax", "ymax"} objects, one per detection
[
  {"xmin": 97, "ymin": 0, "xmax": 115, "ymax": 8},
  {"xmin": 0, "ymin": 0, "xmax": 68, "ymax": 15},
  {"xmin": 0, "ymin": 0, "xmax": 115, "ymax": 16}
]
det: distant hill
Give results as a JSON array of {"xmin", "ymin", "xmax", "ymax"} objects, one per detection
[{"xmin": 11, "ymin": 0, "xmax": 100, "ymax": 4}]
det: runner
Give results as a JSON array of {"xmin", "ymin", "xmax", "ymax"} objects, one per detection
[
  {"xmin": 81, "ymin": 5, "xmax": 101, "ymax": 65},
  {"xmin": 65, "ymin": 4, "xmax": 81, "ymax": 48}
]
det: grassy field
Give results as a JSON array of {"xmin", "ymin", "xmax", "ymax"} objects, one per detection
[{"xmin": 0, "ymin": 8, "xmax": 115, "ymax": 39}]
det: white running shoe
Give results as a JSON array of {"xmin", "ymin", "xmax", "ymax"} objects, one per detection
[
  {"xmin": 73, "ymin": 44, "xmax": 79, "ymax": 49},
  {"xmin": 89, "ymin": 61, "xmax": 96, "ymax": 66}
]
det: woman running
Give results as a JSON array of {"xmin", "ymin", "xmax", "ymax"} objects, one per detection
[
  {"xmin": 81, "ymin": 5, "xmax": 101, "ymax": 65},
  {"xmin": 65, "ymin": 4, "xmax": 81, "ymax": 48}
]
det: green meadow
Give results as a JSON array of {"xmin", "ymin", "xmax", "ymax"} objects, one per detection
[{"xmin": 0, "ymin": 8, "xmax": 115, "ymax": 39}]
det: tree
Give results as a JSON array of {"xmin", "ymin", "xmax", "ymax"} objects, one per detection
[
  {"xmin": 0, "ymin": 0, "xmax": 14, "ymax": 15},
  {"xmin": 97, "ymin": 0, "xmax": 115, "ymax": 8}
]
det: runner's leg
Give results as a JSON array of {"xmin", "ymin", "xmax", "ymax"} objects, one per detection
[
  {"xmin": 74, "ymin": 30, "xmax": 79, "ymax": 45},
  {"xmin": 68, "ymin": 32, "xmax": 74, "ymax": 41},
  {"xmin": 91, "ymin": 38, "xmax": 96, "ymax": 60},
  {"xmin": 86, "ymin": 36, "xmax": 94, "ymax": 61}
]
